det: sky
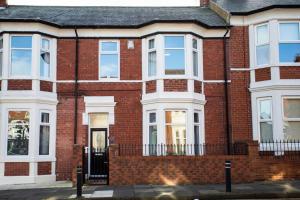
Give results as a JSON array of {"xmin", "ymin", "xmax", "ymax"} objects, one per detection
[{"xmin": 7, "ymin": 0, "xmax": 200, "ymax": 7}]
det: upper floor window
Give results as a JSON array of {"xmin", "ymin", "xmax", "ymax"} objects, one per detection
[
  {"xmin": 10, "ymin": 36, "xmax": 32, "ymax": 76},
  {"xmin": 255, "ymin": 24, "xmax": 269, "ymax": 66},
  {"xmin": 192, "ymin": 38, "xmax": 199, "ymax": 77},
  {"xmin": 148, "ymin": 39, "xmax": 156, "ymax": 77},
  {"xmin": 40, "ymin": 38, "xmax": 51, "ymax": 79},
  {"xmin": 99, "ymin": 41, "xmax": 119, "ymax": 79},
  {"xmin": 279, "ymin": 22, "xmax": 300, "ymax": 63},
  {"xmin": 164, "ymin": 36, "xmax": 185, "ymax": 75},
  {"xmin": 0, "ymin": 37, "xmax": 3, "ymax": 77}
]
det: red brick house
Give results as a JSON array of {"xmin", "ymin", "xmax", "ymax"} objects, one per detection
[{"xmin": 0, "ymin": 0, "xmax": 300, "ymax": 185}]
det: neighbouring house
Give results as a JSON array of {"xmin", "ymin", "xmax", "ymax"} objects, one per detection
[{"xmin": 0, "ymin": 0, "xmax": 300, "ymax": 186}]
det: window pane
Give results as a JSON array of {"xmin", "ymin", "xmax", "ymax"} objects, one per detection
[
  {"xmin": 101, "ymin": 42, "xmax": 117, "ymax": 51},
  {"xmin": 11, "ymin": 36, "xmax": 32, "ymax": 48},
  {"xmin": 283, "ymin": 99, "xmax": 300, "ymax": 118},
  {"xmin": 148, "ymin": 39, "xmax": 155, "ymax": 49},
  {"xmin": 0, "ymin": 38, "xmax": 3, "ymax": 49},
  {"xmin": 260, "ymin": 99, "xmax": 272, "ymax": 120},
  {"xmin": 90, "ymin": 113, "xmax": 108, "ymax": 128},
  {"xmin": 100, "ymin": 54, "xmax": 118, "ymax": 78},
  {"xmin": 11, "ymin": 49, "xmax": 32, "ymax": 76},
  {"xmin": 256, "ymin": 44, "xmax": 269, "ymax": 65},
  {"xmin": 166, "ymin": 125, "xmax": 186, "ymax": 145},
  {"xmin": 256, "ymin": 25, "xmax": 269, "ymax": 45},
  {"xmin": 280, "ymin": 23, "xmax": 300, "ymax": 41},
  {"xmin": 165, "ymin": 111, "xmax": 186, "ymax": 124},
  {"xmin": 194, "ymin": 125, "xmax": 200, "ymax": 154},
  {"xmin": 165, "ymin": 36, "xmax": 184, "ymax": 48},
  {"xmin": 149, "ymin": 126, "xmax": 157, "ymax": 145},
  {"xmin": 260, "ymin": 122, "xmax": 273, "ymax": 142},
  {"xmin": 193, "ymin": 51, "xmax": 198, "ymax": 76},
  {"xmin": 283, "ymin": 121, "xmax": 300, "ymax": 140},
  {"xmin": 194, "ymin": 113, "xmax": 199, "ymax": 123},
  {"xmin": 165, "ymin": 49, "xmax": 185, "ymax": 75},
  {"xmin": 7, "ymin": 111, "xmax": 30, "ymax": 155},
  {"xmin": 193, "ymin": 39, "xmax": 197, "ymax": 49},
  {"xmin": 148, "ymin": 51, "xmax": 156, "ymax": 76},
  {"xmin": 40, "ymin": 51, "xmax": 50, "ymax": 77},
  {"xmin": 42, "ymin": 39, "xmax": 50, "ymax": 50},
  {"xmin": 149, "ymin": 113, "xmax": 156, "ymax": 123},
  {"xmin": 39, "ymin": 125, "xmax": 50, "ymax": 155},
  {"xmin": 41, "ymin": 113, "xmax": 50, "ymax": 123},
  {"xmin": 279, "ymin": 43, "xmax": 300, "ymax": 63},
  {"xmin": 0, "ymin": 52, "xmax": 2, "ymax": 77}
]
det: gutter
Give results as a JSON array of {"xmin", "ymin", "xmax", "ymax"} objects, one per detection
[
  {"xmin": 223, "ymin": 25, "xmax": 231, "ymax": 155},
  {"xmin": 74, "ymin": 28, "xmax": 79, "ymax": 144}
]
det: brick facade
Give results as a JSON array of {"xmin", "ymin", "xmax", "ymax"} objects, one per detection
[
  {"xmin": 38, "ymin": 162, "xmax": 52, "ymax": 175},
  {"xmin": 146, "ymin": 80, "xmax": 156, "ymax": 93},
  {"xmin": 40, "ymin": 81, "xmax": 53, "ymax": 92},
  {"xmin": 255, "ymin": 68, "xmax": 271, "ymax": 82},
  {"xmin": 280, "ymin": 66, "xmax": 300, "ymax": 79},
  {"xmin": 4, "ymin": 162, "xmax": 29, "ymax": 176},
  {"xmin": 164, "ymin": 79, "xmax": 187, "ymax": 92},
  {"xmin": 7, "ymin": 80, "xmax": 32, "ymax": 90},
  {"xmin": 194, "ymin": 80, "xmax": 202, "ymax": 93}
]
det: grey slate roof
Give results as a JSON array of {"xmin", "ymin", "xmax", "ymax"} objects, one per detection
[
  {"xmin": 0, "ymin": 6, "xmax": 227, "ymax": 28},
  {"xmin": 213, "ymin": 0, "xmax": 300, "ymax": 15}
]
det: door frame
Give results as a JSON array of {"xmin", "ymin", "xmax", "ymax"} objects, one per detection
[{"xmin": 88, "ymin": 128, "xmax": 108, "ymax": 178}]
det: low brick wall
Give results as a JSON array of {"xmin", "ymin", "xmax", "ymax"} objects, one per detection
[{"xmin": 109, "ymin": 143, "xmax": 300, "ymax": 185}]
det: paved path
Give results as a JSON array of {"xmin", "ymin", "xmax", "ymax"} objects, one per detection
[{"xmin": 1, "ymin": 180, "xmax": 300, "ymax": 199}]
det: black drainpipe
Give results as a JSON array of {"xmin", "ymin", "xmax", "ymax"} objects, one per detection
[
  {"xmin": 74, "ymin": 28, "xmax": 79, "ymax": 144},
  {"xmin": 223, "ymin": 25, "xmax": 231, "ymax": 155}
]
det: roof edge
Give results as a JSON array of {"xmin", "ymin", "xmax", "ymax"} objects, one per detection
[{"xmin": 231, "ymin": 4, "xmax": 300, "ymax": 16}]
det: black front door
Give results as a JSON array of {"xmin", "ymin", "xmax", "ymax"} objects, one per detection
[{"xmin": 90, "ymin": 128, "xmax": 108, "ymax": 180}]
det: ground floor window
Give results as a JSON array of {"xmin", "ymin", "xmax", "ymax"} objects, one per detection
[
  {"xmin": 7, "ymin": 111, "xmax": 30, "ymax": 155},
  {"xmin": 39, "ymin": 112, "xmax": 50, "ymax": 155},
  {"xmin": 283, "ymin": 98, "xmax": 300, "ymax": 140},
  {"xmin": 258, "ymin": 98, "xmax": 273, "ymax": 142}
]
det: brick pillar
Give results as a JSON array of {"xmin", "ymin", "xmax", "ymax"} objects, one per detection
[
  {"xmin": 0, "ymin": 0, "xmax": 7, "ymax": 7},
  {"xmin": 72, "ymin": 144, "xmax": 84, "ymax": 185},
  {"xmin": 109, "ymin": 144, "xmax": 119, "ymax": 185},
  {"xmin": 248, "ymin": 141, "xmax": 259, "ymax": 182},
  {"xmin": 200, "ymin": 0, "xmax": 209, "ymax": 7},
  {"xmin": 248, "ymin": 141, "xmax": 259, "ymax": 158}
]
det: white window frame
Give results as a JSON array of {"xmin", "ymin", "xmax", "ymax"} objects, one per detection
[
  {"xmin": 257, "ymin": 97, "xmax": 273, "ymax": 143},
  {"xmin": 7, "ymin": 109, "xmax": 31, "ymax": 157},
  {"xmin": 9, "ymin": 35, "xmax": 33, "ymax": 78},
  {"xmin": 99, "ymin": 40, "xmax": 120, "ymax": 80},
  {"xmin": 0, "ymin": 36, "xmax": 3, "ymax": 78},
  {"xmin": 147, "ymin": 37, "xmax": 156, "ymax": 77},
  {"xmin": 255, "ymin": 23, "xmax": 270, "ymax": 67},
  {"xmin": 164, "ymin": 110, "xmax": 187, "ymax": 145},
  {"xmin": 278, "ymin": 21, "xmax": 300, "ymax": 65},
  {"xmin": 163, "ymin": 35, "xmax": 186, "ymax": 76},
  {"xmin": 39, "ymin": 110, "xmax": 51, "ymax": 156},
  {"xmin": 192, "ymin": 37, "xmax": 199, "ymax": 77},
  {"xmin": 40, "ymin": 37, "xmax": 51, "ymax": 80},
  {"xmin": 282, "ymin": 96, "xmax": 300, "ymax": 140}
]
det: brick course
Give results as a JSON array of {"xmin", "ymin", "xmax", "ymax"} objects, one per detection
[
  {"xmin": 40, "ymin": 80, "xmax": 53, "ymax": 92},
  {"xmin": 280, "ymin": 66, "xmax": 300, "ymax": 79},
  {"xmin": 8, "ymin": 80, "xmax": 32, "ymax": 90},
  {"xmin": 38, "ymin": 162, "xmax": 52, "ymax": 175},
  {"xmin": 164, "ymin": 79, "xmax": 187, "ymax": 92},
  {"xmin": 4, "ymin": 162, "xmax": 29, "ymax": 176},
  {"xmin": 255, "ymin": 68, "xmax": 271, "ymax": 82},
  {"xmin": 146, "ymin": 80, "xmax": 156, "ymax": 93},
  {"xmin": 194, "ymin": 80, "xmax": 202, "ymax": 93}
]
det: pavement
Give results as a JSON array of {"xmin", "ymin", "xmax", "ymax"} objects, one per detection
[{"xmin": 0, "ymin": 180, "xmax": 300, "ymax": 200}]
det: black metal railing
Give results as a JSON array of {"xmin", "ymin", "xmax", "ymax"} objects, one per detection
[
  {"xmin": 259, "ymin": 140, "xmax": 300, "ymax": 156},
  {"xmin": 118, "ymin": 143, "xmax": 248, "ymax": 156}
]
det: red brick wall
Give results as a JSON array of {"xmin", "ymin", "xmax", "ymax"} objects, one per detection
[
  {"xmin": 38, "ymin": 162, "xmax": 52, "ymax": 175},
  {"xmin": 280, "ymin": 66, "xmax": 300, "ymax": 79},
  {"xmin": 194, "ymin": 80, "xmax": 202, "ymax": 93},
  {"xmin": 203, "ymin": 39, "xmax": 224, "ymax": 80},
  {"xmin": 120, "ymin": 39, "xmax": 142, "ymax": 80},
  {"xmin": 78, "ymin": 39, "xmax": 98, "ymax": 80},
  {"xmin": 40, "ymin": 81, "xmax": 53, "ymax": 92},
  {"xmin": 255, "ymin": 68, "xmax": 271, "ymax": 82},
  {"xmin": 164, "ymin": 79, "xmax": 187, "ymax": 92},
  {"xmin": 4, "ymin": 162, "xmax": 29, "ymax": 176},
  {"xmin": 8, "ymin": 80, "xmax": 32, "ymax": 90},
  {"xmin": 57, "ymin": 39, "xmax": 76, "ymax": 80},
  {"xmin": 146, "ymin": 80, "xmax": 156, "ymax": 93}
]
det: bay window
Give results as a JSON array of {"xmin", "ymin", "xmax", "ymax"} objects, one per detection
[
  {"xmin": 39, "ymin": 112, "xmax": 50, "ymax": 155},
  {"xmin": 258, "ymin": 98, "xmax": 273, "ymax": 142},
  {"xmin": 40, "ymin": 38, "xmax": 51, "ymax": 78},
  {"xmin": 164, "ymin": 36, "xmax": 185, "ymax": 75},
  {"xmin": 148, "ymin": 112, "xmax": 157, "ymax": 155},
  {"xmin": 7, "ymin": 111, "xmax": 30, "ymax": 155},
  {"xmin": 192, "ymin": 38, "xmax": 199, "ymax": 77},
  {"xmin": 255, "ymin": 24, "xmax": 270, "ymax": 66},
  {"xmin": 148, "ymin": 39, "xmax": 156, "ymax": 77},
  {"xmin": 283, "ymin": 98, "xmax": 300, "ymax": 140},
  {"xmin": 165, "ymin": 111, "xmax": 186, "ymax": 147},
  {"xmin": 99, "ymin": 41, "xmax": 119, "ymax": 79},
  {"xmin": 279, "ymin": 22, "xmax": 300, "ymax": 63},
  {"xmin": 10, "ymin": 36, "xmax": 32, "ymax": 76},
  {"xmin": 194, "ymin": 112, "xmax": 200, "ymax": 154}
]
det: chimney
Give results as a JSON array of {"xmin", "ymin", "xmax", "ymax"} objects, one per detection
[
  {"xmin": 0, "ymin": 0, "xmax": 7, "ymax": 7},
  {"xmin": 200, "ymin": 0, "xmax": 210, "ymax": 7}
]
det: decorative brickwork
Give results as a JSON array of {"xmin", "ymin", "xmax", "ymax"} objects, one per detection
[
  {"xmin": 38, "ymin": 162, "xmax": 52, "ymax": 175},
  {"xmin": 280, "ymin": 66, "xmax": 300, "ymax": 79},
  {"xmin": 40, "ymin": 80, "xmax": 53, "ymax": 92},
  {"xmin": 4, "ymin": 162, "xmax": 29, "ymax": 176},
  {"xmin": 164, "ymin": 79, "xmax": 187, "ymax": 92},
  {"xmin": 194, "ymin": 80, "xmax": 202, "ymax": 93},
  {"xmin": 255, "ymin": 68, "xmax": 271, "ymax": 82},
  {"xmin": 7, "ymin": 80, "xmax": 32, "ymax": 90},
  {"xmin": 146, "ymin": 80, "xmax": 156, "ymax": 93}
]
